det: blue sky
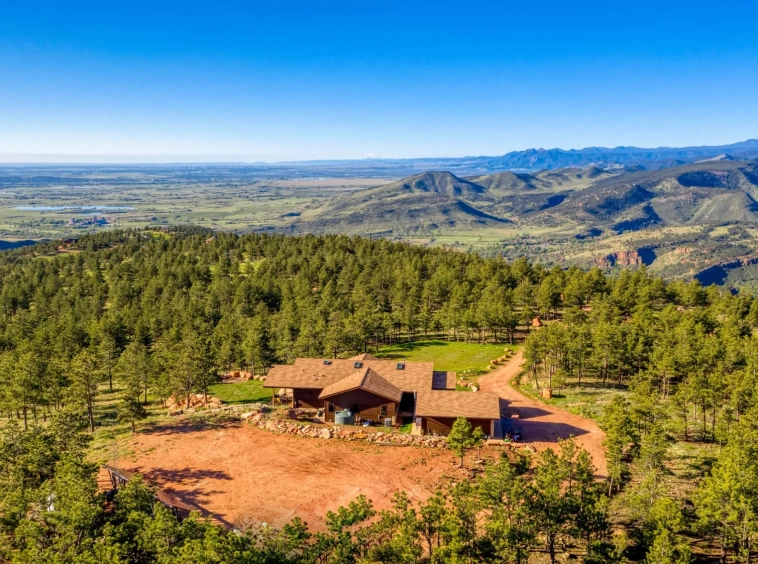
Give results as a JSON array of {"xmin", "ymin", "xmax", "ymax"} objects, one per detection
[{"xmin": 1, "ymin": 1, "xmax": 757, "ymax": 162}]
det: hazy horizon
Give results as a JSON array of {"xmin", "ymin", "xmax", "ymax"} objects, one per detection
[{"xmin": 1, "ymin": 137, "xmax": 757, "ymax": 165}]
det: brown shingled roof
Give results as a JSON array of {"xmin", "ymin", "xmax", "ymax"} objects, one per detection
[
  {"xmin": 415, "ymin": 390, "xmax": 501, "ymax": 420},
  {"xmin": 319, "ymin": 367, "xmax": 403, "ymax": 402},
  {"xmin": 265, "ymin": 359, "xmax": 434, "ymax": 392}
]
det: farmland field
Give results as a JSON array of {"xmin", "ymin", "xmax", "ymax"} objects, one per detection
[{"xmin": 0, "ymin": 166, "xmax": 388, "ymax": 240}]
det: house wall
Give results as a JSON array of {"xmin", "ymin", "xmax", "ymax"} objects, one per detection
[
  {"xmin": 422, "ymin": 417, "xmax": 494, "ymax": 437},
  {"xmin": 292, "ymin": 388, "xmax": 324, "ymax": 409},
  {"xmin": 323, "ymin": 389, "xmax": 397, "ymax": 424}
]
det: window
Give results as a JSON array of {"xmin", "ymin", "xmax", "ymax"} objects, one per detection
[
  {"xmin": 354, "ymin": 361, "xmax": 363, "ymax": 368},
  {"xmin": 380, "ymin": 405, "xmax": 387, "ymax": 417},
  {"xmin": 352, "ymin": 404, "xmax": 359, "ymax": 414},
  {"xmin": 328, "ymin": 404, "xmax": 334, "ymax": 413}
]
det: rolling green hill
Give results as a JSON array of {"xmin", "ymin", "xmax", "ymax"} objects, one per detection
[
  {"xmin": 292, "ymin": 171, "xmax": 509, "ymax": 236},
  {"xmin": 286, "ymin": 160, "xmax": 758, "ymax": 286},
  {"xmin": 294, "ymin": 160, "xmax": 758, "ymax": 233}
]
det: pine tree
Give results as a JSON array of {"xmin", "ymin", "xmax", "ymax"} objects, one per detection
[
  {"xmin": 447, "ymin": 417, "xmax": 473, "ymax": 467},
  {"xmin": 69, "ymin": 350, "xmax": 103, "ymax": 432}
]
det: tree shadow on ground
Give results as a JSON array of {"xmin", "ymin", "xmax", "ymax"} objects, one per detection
[
  {"xmin": 142, "ymin": 419, "xmax": 239, "ymax": 436},
  {"xmin": 136, "ymin": 466, "xmax": 233, "ymax": 485},
  {"xmin": 128, "ymin": 466, "xmax": 236, "ymax": 528},
  {"xmin": 500, "ymin": 398, "xmax": 589, "ymax": 443},
  {"xmin": 498, "ymin": 398, "xmax": 551, "ymax": 420},
  {"xmin": 502, "ymin": 417, "xmax": 590, "ymax": 443},
  {"xmin": 161, "ymin": 488, "xmax": 235, "ymax": 529}
]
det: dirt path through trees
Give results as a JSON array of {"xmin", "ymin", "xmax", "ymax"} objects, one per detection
[{"xmin": 478, "ymin": 351, "xmax": 607, "ymax": 476}]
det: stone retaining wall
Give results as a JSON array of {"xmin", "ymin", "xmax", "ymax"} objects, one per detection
[{"xmin": 240, "ymin": 408, "xmax": 448, "ymax": 449}]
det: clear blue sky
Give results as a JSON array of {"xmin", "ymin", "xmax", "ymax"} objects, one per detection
[{"xmin": 1, "ymin": 0, "xmax": 757, "ymax": 162}]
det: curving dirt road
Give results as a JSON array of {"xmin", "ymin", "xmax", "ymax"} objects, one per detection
[{"xmin": 478, "ymin": 351, "xmax": 607, "ymax": 476}]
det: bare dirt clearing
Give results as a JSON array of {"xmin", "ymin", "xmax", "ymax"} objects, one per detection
[
  {"xmin": 122, "ymin": 352, "xmax": 606, "ymax": 529},
  {"xmin": 478, "ymin": 351, "xmax": 608, "ymax": 476},
  {"xmin": 125, "ymin": 422, "xmax": 462, "ymax": 530}
]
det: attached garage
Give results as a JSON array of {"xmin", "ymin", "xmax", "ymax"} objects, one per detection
[{"xmin": 414, "ymin": 390, "xmax": 501, "ymax": 437}]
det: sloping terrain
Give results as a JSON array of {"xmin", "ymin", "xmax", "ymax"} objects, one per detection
[
  {"xmin": 292, "ymin": 172, "xmax": 508, "ymax": 236},
  {"xmin": 292, "ymin": 160, "xmax": 758, "ymax": 235},
  {"xmin": 284, "ymin": 160, "xmax": 758, "ymax": 286},
  {"xmin": 477, "ymin": 352, "xmax": 607, "ymax": 476}
]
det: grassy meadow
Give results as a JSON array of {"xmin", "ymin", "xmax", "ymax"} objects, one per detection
[
  {"xmin": 208, "ymin": 379, "xmax": 272, "ymax": 404},
  {"xmin": 375, "ymin": 339, "xmax": 516, "ymax": 374}
]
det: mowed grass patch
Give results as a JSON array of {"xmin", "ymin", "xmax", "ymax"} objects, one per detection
[
  {"xmin": 208, "ymin": 379, "xmax": 273, "ymax": 405},
  {"xmin": 375, "ymin": 340, "xmax": 515, "ymax": 374}
]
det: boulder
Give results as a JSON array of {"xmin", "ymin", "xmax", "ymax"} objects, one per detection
[{"xmin": 319, "ymin": 428, "xmax": 332, "ymax": 439}]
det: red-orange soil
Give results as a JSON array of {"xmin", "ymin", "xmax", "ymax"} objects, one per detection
[
  {"xmin": 125, "ymin": 422, "xmax": 461, "ymax": 530},
  {"xmin": 478, "ymin": 351, "xmax": 608, "ymax": 476}
]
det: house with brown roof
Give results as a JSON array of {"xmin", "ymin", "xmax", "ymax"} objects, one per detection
[{"xmin": 264, "ymin": 354, "xmax": 501, "ymax": 436}]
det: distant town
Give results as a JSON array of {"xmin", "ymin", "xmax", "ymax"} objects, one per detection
[{"xmin": 68, "ymin": 215, "xmax": 110, "ymax": 227}]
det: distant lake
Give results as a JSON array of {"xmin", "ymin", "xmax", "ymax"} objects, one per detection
[{"xmin": 14, "ymin": 205, "xmax": 135, "ymax": 212}]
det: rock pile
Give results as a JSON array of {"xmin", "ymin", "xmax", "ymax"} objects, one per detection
[
  {"xmin": 221, "ymin": 370, "xmax": 268, "ymax": 383},
  {"xmin": 165, "ymin": 394, "xmax": 223, "ymax": 410},
  {"xmin": 457, "ymin": 380, "xmax": 479, "ymax": 392}
]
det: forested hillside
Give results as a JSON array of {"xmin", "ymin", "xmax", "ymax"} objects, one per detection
[
  {"xmin": 0, "ymin": 227, "xmax": 731, "ymax": 425},
  {"xmin": 3, "ymin": 229, "xmax": 758, "ymax": 562}
]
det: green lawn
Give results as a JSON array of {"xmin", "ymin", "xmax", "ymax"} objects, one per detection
[
  {"xmin": 513, "ymin": 381, "xmax": 626, "ymax": 422},
  {"xmin": 375, "ymin": 340, "xmax": 516, "ymax": 374},
  {"xmin": 207, "ymin": 379, "xmax": 273, "ymax": 404}
]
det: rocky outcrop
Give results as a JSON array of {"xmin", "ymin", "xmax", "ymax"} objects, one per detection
[
  {"xmin": 596, "ymin": 248, "xmax": 657, "ymax": 268},
  {"xmin": 597, "ymin": 250, "xmax": 643, "ymax": 268}
]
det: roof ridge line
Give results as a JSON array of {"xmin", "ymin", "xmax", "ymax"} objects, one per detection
[{"xmin": 360, "ymin": 366, "xmax": 371, "ymax": 386}]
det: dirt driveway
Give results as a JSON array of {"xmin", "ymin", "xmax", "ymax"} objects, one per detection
[
  {"xmin": 478, "ymin": 351, "xmax": 607, "ymax": 476},
  {"xmin": 124, "ymin": 422, "xmax": 462, "ymax": 530}
]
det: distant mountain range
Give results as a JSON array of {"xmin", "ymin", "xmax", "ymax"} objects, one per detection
[
  {"xmin": 4, "ymin": 140, "xmax": 757, "ymax": 178},
  {"xmin": 471, "ymin": 139, "xmax": 758, "ymax": 171},
  {"xmin": 276, "ymin": 139, "xmax": 758, "ymax": 175}
]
